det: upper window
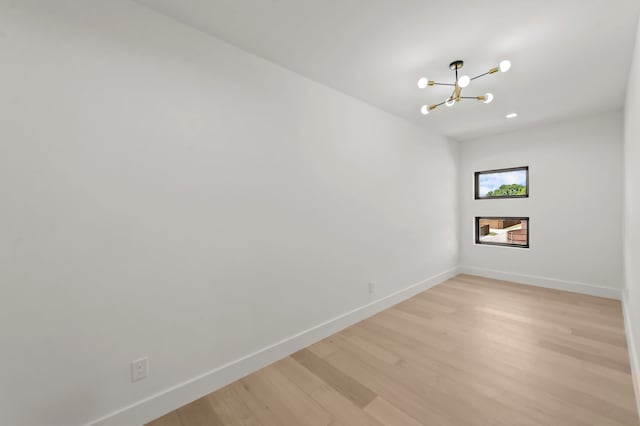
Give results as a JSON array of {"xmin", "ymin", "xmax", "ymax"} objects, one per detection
[{"xmin": 474, "ymin": 166, "xmax": 528, "ymax": 199}]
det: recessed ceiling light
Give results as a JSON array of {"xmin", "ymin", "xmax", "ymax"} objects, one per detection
[{"xmin": 505, "ymin": 113, "xmax": 518, "ymax": 119}]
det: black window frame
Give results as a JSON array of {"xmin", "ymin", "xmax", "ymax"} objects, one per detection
[
  {"xmin": 475, "ymin": 216, "xmax": 530, "ymax": 249},
  {"xmin": 474, "ymin": 166, "xmax": 529, "ymax": 200}
]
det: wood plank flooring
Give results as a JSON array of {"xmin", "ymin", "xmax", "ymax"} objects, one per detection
[{"xmin": 147, "ymin": 274, "xmax": 640, "ymax": 426}]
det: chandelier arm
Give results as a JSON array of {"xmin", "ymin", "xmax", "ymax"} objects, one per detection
[
  {"xmin": 431, "ymin": 82, "xmax": 456, "ymax": 86},
  {"xmin": 470, "ymin": 71, "xmax": 491, "ymax": 81}
]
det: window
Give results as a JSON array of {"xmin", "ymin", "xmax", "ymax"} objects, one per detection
[
  {"xmin": 475, "ymin": 166, "xmax": 528, "ymax": 199},
  {"xmin": 475, "ymin": 217, "xmax": 529, "ymax": 248}
]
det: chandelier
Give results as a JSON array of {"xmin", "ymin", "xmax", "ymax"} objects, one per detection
[{"xmin": 417, "ymin": 59, "xmax": 511, "ymax": 115}]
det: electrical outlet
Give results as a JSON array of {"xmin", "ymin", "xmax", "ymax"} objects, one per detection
[
  {"xmin": 368, "ymin": 282, "xmax": 375, "ymax": 295},
  {"xmin": 131, "ymin": 357, "xmax": 148, "ymax": 382}
]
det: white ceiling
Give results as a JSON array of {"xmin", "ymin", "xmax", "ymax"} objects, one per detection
[{"xmin": 136, "ymin": 0, "xmax": 640, "ymax": 141}]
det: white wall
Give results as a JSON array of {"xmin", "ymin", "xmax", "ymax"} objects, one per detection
[
  {"xmin": 458, "ymin": 112, "xmax": 624, "ymax": 297},
  {"xmin": 623, "ymin": 15, "xmax": 640, "ymax": 414},
  {"xmin": 0, "ymin": 1, "xmax": 458, "ymax": 425}
]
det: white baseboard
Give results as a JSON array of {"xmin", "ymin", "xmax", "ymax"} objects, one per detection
[
  {"xmin": 622, "ymin": 290, "xmax": 640, "ymax": 420},
  {"xmin": 87, "ymin": 267, "xmax": 460, "ymax": 426},
  {"xmin": 458, "ymin": 266, "xmax": 622, "ymax": 300}
]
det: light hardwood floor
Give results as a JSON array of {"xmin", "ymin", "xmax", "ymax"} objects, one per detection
[{"xmin": 147, "ymin": 274, "xmax": 640, "ymax": 426}]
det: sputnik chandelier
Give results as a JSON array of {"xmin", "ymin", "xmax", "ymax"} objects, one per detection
[{"xmin": 417, "ymin": 59, "xmax": 511, "ymax": 115}]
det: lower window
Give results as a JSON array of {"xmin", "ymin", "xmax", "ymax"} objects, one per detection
[{"xmin": 475, "ymin": 217, "xmax": 529, "ymax": 248}]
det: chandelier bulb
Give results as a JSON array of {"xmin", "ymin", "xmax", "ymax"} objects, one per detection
[
  {"xmin": 483, "ymin": 93, "xmax": 494, "ymax": 104},
  {"xmin": 445, "ymin": 98, "xmax": 455, "ymax": 107},
  {"xmin": 420, "ymin": 105, "xmax": 430, "ymax": 115},
  {"xmin": 499, "ymin": 60, "xmax": 511, "ymax": 72},
  {"xmin": 417, "ymin": 77, "xmax": 429, "ymax": 89},
  {"xmin": 457, "ymin": 75, "xmax": 470, "ymax": 88}
]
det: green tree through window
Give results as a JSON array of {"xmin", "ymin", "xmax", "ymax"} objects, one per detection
[{"xmin": 485, "ymin": 184, "xmax": 526, "ymax": 197}]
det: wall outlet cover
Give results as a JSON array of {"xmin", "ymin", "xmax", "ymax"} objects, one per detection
[{"xmin": 131, "ymin": 358, "xmax": 148, "ymax": 382}]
